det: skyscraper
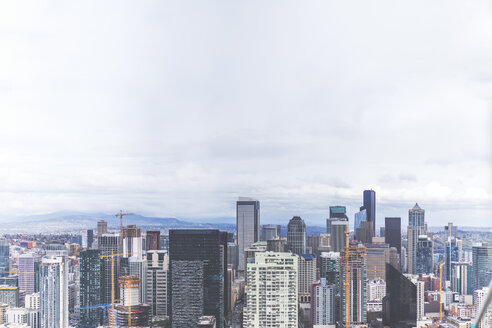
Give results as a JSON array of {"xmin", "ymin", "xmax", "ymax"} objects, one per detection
[
  {"xmin": 39, "ymin": 256, "xmax": 69, "ymax": 328},
  {"xmin": 260, "ymin": 224, "xmax": 281, "ymax": 241},
  {"xmin": 18, "ymin": 252, "xmax": 41, "ymax": 294},
  {"xmin": 451, "ymin": 262, "xmax": 472, "ymax": 295},
  {"xmin": 340, "ymin": 243, "xmax": 367, "ymax": 326},
  {"xmin": 385, "ymin": 217, "xmax": 401, "ymax": 255},
  {"xmin": 407, "ymin": 203, "xmax": 425, "ymax": 274},
  {"xmin": 354, "ymin": 209, "xmax": 367, "ymax": 232},
  {"xmin": 97, "ymin": 220, "xmax": 108, "ymax": 236},
  {"xmin": 445, "ymin": 237, "xmax": 463, "ymax": 281},
  {"xmin": 330, "ymin": 221, "xmax": 348, "ymax": 252},
  {"xmin": 383, "ymin": 263, "xmax": 417, "ymax": 328},
  {"xmin": 146, "ymin": 230, "xmax": 161, "ymax": 251},
  {"xmin": 355, "ymin": 220, "xmax": 373, "ymax": 244},
  {"xmin": 169, "ymin": 229, "xmax": 227, "ymax": 328},
  {"xmin": 472, "ymin": 243, "xmax": 492, "ymax": 291},
  {"xmin": 0, "ymin": 239, "xmax": 9, "ymax": 277},
  {"xmin": 236, "ymin": 197, "xmax": 260, "ymax": 272},
  {"xmin": 244, "ymin": 252, "xmax": 298, "ymax": 327},
  {"xmin": 298, "ymin": 254, "xmax": 316, "ymax": 303},
  {"xmin": 416, "ymin": 235, "xmax": 433, "ymax": 275},
  {"xmin": 326, "ymin": 206, "xmax": 348, "ymax": 234},
  {"xmin": 311, "ymin": 278, "xmax": 336, "ymax": 326},
  {"xmin": 86, "ymin": 230, "xmax": 94, "ymax": 249},
  {"xmin": 98, "ymin": 234, "xmax": 122, "ymax": 304},
  {"xmin": 320, "ymin": 252, "xmax": 341, "ymax": 294},
  {"xmin": 287, "ymin": 216, "xmax": 306, "ymax": 255},
  {"xmin": 146, "ymin": 250, "xmax": 168, "ymax": 318},
  {"xmin": 363, "ymin": 190, "xmax": 376, "ymax": 236},
  {"xmin": 79, "ymin": 249, "xmax": 103, "ymax": 328}
]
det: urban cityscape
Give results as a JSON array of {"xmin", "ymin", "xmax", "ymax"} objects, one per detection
[{"xmin": 0, "ymin": 191, "xmax": 490, "ymax": 327}]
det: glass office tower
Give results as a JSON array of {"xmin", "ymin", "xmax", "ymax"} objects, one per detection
[{"xmin": 236, "ymin": 197, "xmax": 260, "ymax": 272}]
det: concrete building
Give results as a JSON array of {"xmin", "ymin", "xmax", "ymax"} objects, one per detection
[
  {"xmin": 146, "ymin": 250, "xmax": 168, "ymax": 319},
  {"xmin": 267, "ymin": 236, "xmax": 286, "ymax": 253},
  {"xmin": 146, "ymin": 231, "xmax": 160, "ymax": 251},
  {"xmin": 39, "ymin": 256, "xmax": 68, "ymax": 328},
  {"xmin": 330, "ymin": 221, "xmax": 348, "ymax": 253},
  {"xmin": 97, "ymin": 220, "xmax": 108, "ymax": 236},
  {"xmin": 236, "ymin": 197, "xmax": 260, "ymax": 272},
  {"xmin": 367, "ymin": 279, "xmax": 386, "ymax": 301},
  {"xmin": 5, "ymin": 308, "xmax": 38, "ymax": 328},
  {"xmin": 0, "ymin": 287, "xmax": 18, "ymax": 307},
  {"xmin": 298, "ymin": 254, "xmax": 316, "ymax": 303},
  {"xmin": 244, "ymin": 252, "xmax": 298, "ymax": 328},
  {"xmin": 260, "ymin": 225, "xmax": 281, "ymax": 241},
  {"xmin": 197, "ymin": 316, "xmax": 216, "ymax": 328},
  {"xmin": 287, "ymin": 216, "xmax": 306, "ymax": 255},
  {"xmin": 319, "ymin": 252, "xmax": 340, "ymax": 294},
  {"xmin": 451, "ymin": 262, "xmax": 472, "ymax": 295},
  {"xmin": 311, "ymin": 278, "xmax": 335, "ymax": 326},
  {"xmin": 24, "ymin": 293, "xmax": 39, "ymax": 310}
]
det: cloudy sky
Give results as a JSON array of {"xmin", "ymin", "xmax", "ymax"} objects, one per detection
[{"xmin": 1, "ymin": 1, "xmax": 491, "ymax": 228}]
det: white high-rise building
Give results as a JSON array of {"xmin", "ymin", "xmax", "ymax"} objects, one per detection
[
  {"xmin": 367, "ymin": 279, "xmax": 386, "ymax": 301},
  {"xmin": 39, "ymin": 256, "xmax": 68, "ymax": 328},
  {"xmin": 5, "ymin": 307, "xmax": 39, "ymax": 328},
  {"xmin": 311, "ymin": 278, "xmax": 335, "ymax": 326},
  {"xmin": 236, "ymin": 197, "xmax": 260, "ymax": 272},
  {"xmin": 244, "ymin": 252, "xmax": 297, "ymax": 328},
  {"xmin": 24, "ymin": 293, "xmax": 39, "ymax": 310},
  {"xmin": 474, "ymin": 287, "xmax": 492, "ymax": 328}
]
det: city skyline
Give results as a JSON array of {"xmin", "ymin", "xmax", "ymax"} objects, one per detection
[{"xmin": 0, "ymin": 1, "xmax": 490, "ymax": 227}]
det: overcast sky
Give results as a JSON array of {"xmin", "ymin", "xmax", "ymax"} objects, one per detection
[{"xmin": 1, "ymin": 1, "xmax": 491, "ymax": 228}]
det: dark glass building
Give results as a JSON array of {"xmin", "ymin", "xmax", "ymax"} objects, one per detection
[
  {"xmin": 87, "ymin": 230, "xmax": 94, "ymax": 249},
  {"xmin": 385, "ymin": 217, "xmax": 401, "ymax": 255},
  {"xmin": 363, "ymin": 190, "xmax": 376, "ymax": 237},
  {"xmin": 287, "ymin": 216, "xmax": 306, "ymax": 255},
  {"xmin": 0, "ymin": 238, "xmax": 9, "ymax": 277},
  {"xmin": 416, "ymin": 235, "xmax": 433, "ymax": 275},
  {"xmin": 79, "ymin": 249, "xmax": 103, "ymax": 327},
  {"xmin": 169, "ymin": 229, "xmax": 227, "ymax": 328},
  {"xmin": 383, "ymin": 263, "xmax": 417, "ymax": 328},
  {"xmin": 146, "ymin": 230, "xmax": 161, "ymax": 251},
  {"xmin": 98, "ymin": 234, "xmax": 122, "ymax": 304}
]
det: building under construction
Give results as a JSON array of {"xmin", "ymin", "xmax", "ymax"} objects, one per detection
[
  {"xmin": 112, "ymin": 275, "xmax": 150, "ymax": 327},
  {"xmin": 340, "ymin": 242, "xmax": 367, "ymax": 327}
]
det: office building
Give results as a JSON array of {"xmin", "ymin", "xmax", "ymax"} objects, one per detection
[
  {"xmin": 18, "ymin": 253, "xmax": 40, "ymax": 295},
  {"xmin": 197, "ymin": 316, "xmax": 216, "ymax": 328},
  {"xmin": 86, "ymin": 230, "xmax": 94, "ymax": 249},
  {"xmin": 146, "ymin": 250, "xmax": 168, "ymax": 318},
  {"xmin": 445, "ymin": 237, "xmax": 463, "ymax": 281},
  {"xmin": 122, "ymin": 225, "xmax": 143, "ymax": 259},
  {"xmin": 244, "ymin": 252, "xmax": 298, "ymax": 328},
  {"xmin": 340, "ymin": 243, "xmax": 367, "ymax": 326},
  {"xmin": 260, "ymin": 225, "xmax": 281, "ymax": 241},
  {"xmin": 326, "ymin": 206, "xmax": 348, "ymax": 235},
  {"xmin": 98, "ymin": 234, "xmax": 122, "ymax": 304},
  {"xmin": 287, "ymin": 216, "xmax": 306, "ymax": 255},
  {"xmin": 368, "ymin": 278, "xmax": 386, "ymax": 301},
  {"xmin": 236, "ymin": 197, "xmax": 260, "ymax": 272},
  {"xmin": 169, "ymin": 229, "xmax": 227, "ymax": 328},
  {"xmin": 330, "ymin": 221, "xmax": 348, "ymax": 253},
  {"xmin": 39, "ymin": 256, "xmax": 68, "ymax": 328},
  {"xmin": 380, "ymin": 227, "xmax": 385, "ymax": 237},
  {"xmin": 79, "ymin": 249, "xmax": 103, "ymax": 327},
  {"xmin": 311, "ymin": 278, "xmax": 336, "ymax": 326},
  {"xmin": 25, "ymin": 293, "xmax": 39, "ymax": 309},
  {"xmin": 0, "ymin": 239, "xmax": 9, "ymax": 277},
  {"xmin": 113, "ymin": 276, "xmax": 151, "ymax": 327},
  {"xmin": 298, "ymin": 254, "xmax": 316, "ymax": 303},
  {"xmin": 0, "ymin": 286, "xmax": 18, "ymax": 307},
  {"xmin": 472, "ymin": 243, "xmax": 492, "ymax": 291},
  {"xmin": 356, "ymin": 220, "xmax": 373, "ymax": 244},
  {"xmin": 97, "ymin": 220, "xmax": 108, "ymax": 236},
  {"xmin": 354, "ymin": 209, "xmax": 367, "ymax": 232},
  {"xmin": 146, "ymin": 231, "xmax": 160, "ymax": 251},
  {"xmin": 451, "ymin": 262, "xmax": 472, "ymax": 295},
  {"xmin": 363, "ymin": 190, "xmax": 376, "ymax": 236},
  {"xmin": 267, "ymin": 236, "xmax": 286, "ymax": 253},
  {"xmin": 445, "ymin": 222, "xmax": 457, "ymax": 238},
  {"xmin": 407, "ymin": 203, "xmax": 425, "ymax": 274},
  {"xmin": 320, "ymin": 252, "xmax": 340, "ymax": 293},
  {"xmin": 120, "ymin": 256, "xmax": 147, "ymax": 304},
  {"xmin": 366, "ymin": 243, "xmax": 390, "ymax": 281},
  {"xmin": 227, "ymin": 243, "xmax": 239, "ymax": 270},
  {"xmin": 385, "ymin": 217, "xmax": 401, "ymax": 255},
  {"xmin": 159, "ymin": 234, "xmax": 169, "ymax": 252},
  {"xmin": 5, "ymin": 307, "xmax": 39, "ymax": 328},
  {"xmin": 416, "ymin": 235, "xmax": 433, "ymax": 275}
]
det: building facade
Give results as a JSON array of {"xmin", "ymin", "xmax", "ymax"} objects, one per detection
[
  {"xmin": 287, "ymin": 216, "xmax": 306, "ymax": 255},
  {"xmin": 236, "ymin": 197, "xmax": 260, "ymax": 272},
  {"xmin": 407, "ymin": 204, "xmax": 425, "ymax": 274}
]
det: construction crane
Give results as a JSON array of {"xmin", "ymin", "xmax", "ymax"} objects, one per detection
[
  {"xmin": 439, "ymin": 262, "xmax": 445, "ymax": 322},
  {"xmin": 344, "ymin": 231, "xmax": 350, "ymax": 328},
  {"xmin": 115, "ymin": 210, "xmax": 134, "ymax": 233}
]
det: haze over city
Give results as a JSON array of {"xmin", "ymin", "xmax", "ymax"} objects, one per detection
[{"xmin": 1, "ymin": 1, "xmax": 491, "ymax": 227}]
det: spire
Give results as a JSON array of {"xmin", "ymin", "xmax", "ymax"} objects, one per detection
[{"xmin": 412, "ymin": 203, "xmax": 421, "ymax": 210}]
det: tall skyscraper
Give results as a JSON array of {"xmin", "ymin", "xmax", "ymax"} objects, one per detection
[
  {"xmin": 169, "ymin": 229, "xmax": 227, "ymax": 328},
  {"xmin": 383, "ymin": 263, "xmax": 417, "ymax": 328},
  {"xmin": 86, "ymin": 230, "xmax": 94, "ymax": 249},
  {"xmin": 354, "ymin": 209, "xmax": 367, "ymax": 232},
  {"xmin": 146, "ymin": 250, "xmax": 168, "ymax": 318},
  {"xmin": 18, "ymin": 252, "xmax": 41, "ymax": 294},
  {"xmin": 385, "ymin": 217, "xmax": 401, "ymax": 256},
  {"xmin": 363, "ymin": 190, "xmax": 376, "ymax": 236},
  {"xmin": 340, "ymin": 243, "xmax": 367, "ymax": 326},
  {"xmin": 98, "ymin": 234, "xmax": 122, "ymax": 304},
  {"xmin": 355, "ymin": 220, "xmax": 373, "ymax": 244},
  {"xmin": 472, "ymin": 243, "xmax": 492, "ymax": 291},
  {"xmin": 407, "ymin": 203, "xmax": 425, "ymax": 274},
  {"xmin": 260, "ymin": 224, "xmax": 281, "ymax": 241},
  {"xmin": 298, "ymin": 254, "xmax": 316, "ymax": 303},
  {"xmin": 287, "ymin": 216, "xmax": 306, "ymax": 255},
  {"xmin": 79, "ymin": 249, "xmax": 103, "ymax": 328},
  {"xmin": 320, "ymin": 252, "xmax": 341, "ymax": 294},
  {"xmin": 445, "ymin": 237, "xmax": 463, "ymax": 281},
  {"xmin": 416, "ymin": 235, "xmax": 433, "ymax": 275},
  {"xmin": 311, "ymin": 278, "xmax": 336, "ymax": 326},
  {"xmin": 366, "ymin": 243, "xmax": 390, "ymax": 281},
  {"xmin": 39, "ymin": 256, "xmax": 69, "ymax": 328},
  {"xmin": 0, "ymin": 239, "xmax": 9, "ymax": 277},
  {"xmin": 330, "ymin": 221, "xmax": 348, "ymax": 252},
  {"xmin": 146, "ymin": 230, "xmax": 160, "ymax": 251},
  {"xmin": 451, "ymin": 262, "xmax": 472, "ymax": 295},
  {"xmin": 122, "ymin": 225, "xmax": 143, "ymax": 259},
  {"xmin": 97, "ymin": 220, "xmax": 108, "ymax": 236},
  {"xmin": 244, "ymin": 252, "xmax": 298, "ymax": 327},
  {"xmin": 236, "ymin": 197, "xmax": 260, "ymax": 272},
  {"xmin": 326, "ymin": 206, "xmax": 348, "ymax": 234}
]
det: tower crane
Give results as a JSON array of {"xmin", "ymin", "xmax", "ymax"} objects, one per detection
[{"xmin": 115, "ymin": 210, "xmax": 134, "ymax": 233}]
